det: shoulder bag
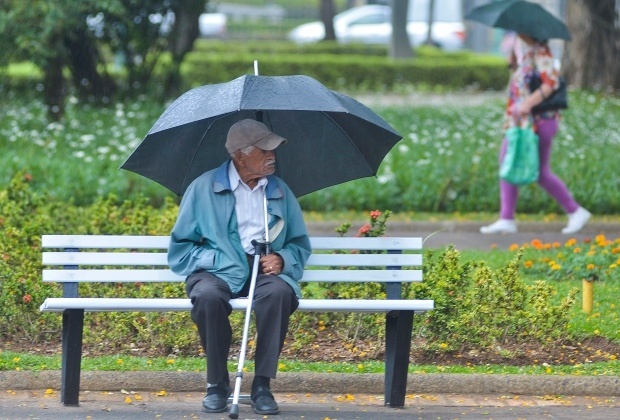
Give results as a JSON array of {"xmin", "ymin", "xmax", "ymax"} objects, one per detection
[{"xmin": 529, "ymin": 73, "xmax": 568, "ymax": 114}]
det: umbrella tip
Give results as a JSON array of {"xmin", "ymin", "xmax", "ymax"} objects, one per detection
[{"xmin": 254, "ymin": 60, "xmax": 259, "ymax": 76}]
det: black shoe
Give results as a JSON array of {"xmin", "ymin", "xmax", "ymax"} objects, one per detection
[
  {"xmin": 202, "ymin": 383, "xmax": 231, "ymax": 413},
  {"xmin": 251, "ymin": 386, "xmax": 279, "ymax": 415}
]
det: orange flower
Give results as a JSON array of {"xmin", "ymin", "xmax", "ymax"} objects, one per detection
[
  {"xmin": 369, "ymin": 210, "xmax": 382, "ymax": 220},
  {"xmin": 531, "ymin": 239, "xmax": 543, "ymax": 249}
]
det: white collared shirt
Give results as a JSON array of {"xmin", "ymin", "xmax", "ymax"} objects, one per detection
[{"xmin": 229, "ymin": 162, "xmax": 268, "ymax": 254}]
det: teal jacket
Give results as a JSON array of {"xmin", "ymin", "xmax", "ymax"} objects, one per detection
[{"xmin": 167, "ymin": 160, "xmax": 311, "ymax": 297}]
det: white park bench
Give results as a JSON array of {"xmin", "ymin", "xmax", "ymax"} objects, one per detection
[{"xmin": 40, "ymin": 235, "xmax": 433, "ymax": 407}]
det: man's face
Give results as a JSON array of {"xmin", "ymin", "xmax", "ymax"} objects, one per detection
[{"xmin": 239, "ymin": 147, "xmax": 276, "ymax": 180}]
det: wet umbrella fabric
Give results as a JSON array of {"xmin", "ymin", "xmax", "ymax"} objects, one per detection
[
  {"xmin": 465, "ymin": 0, "xmax": 571, "ymax": 41},
  {"xmin": 120, "ymin": 74, "xmax": 402, "ymax": 197}
]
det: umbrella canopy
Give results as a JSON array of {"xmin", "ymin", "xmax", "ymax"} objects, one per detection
[
  {"xmin": 465, "ymin": 0, "xmax": 571, "ymax": 41},
  {"xmin": 120, "ymin": 74, "xmax": 402, "ymax": 197}
]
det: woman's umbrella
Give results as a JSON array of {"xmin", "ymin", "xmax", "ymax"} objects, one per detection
[
  {"xmin": 465, "ymin": 0, "xmax": 571, "ymax": 41},
  {"xmin": 120, "ymin": 73, "xmax": 402, "ymax": 198}
]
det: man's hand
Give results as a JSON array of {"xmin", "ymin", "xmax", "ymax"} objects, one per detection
[{"xmin": 260, "ymin": 253, "xmax": 283, "ymax": 275}]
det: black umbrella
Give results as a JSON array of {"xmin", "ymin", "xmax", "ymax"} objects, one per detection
[
  {"xmin": 120, "ymin": 74, "xmax": 401, "ymax": 197},
  {"xmin": 465, "ymin": 0, "xmax": 571, "ymax": 41}
]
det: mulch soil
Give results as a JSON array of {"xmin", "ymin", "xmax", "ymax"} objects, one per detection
[{"xmin": 5, "ymin": 334, "xmax": 619, "ymax": 368}]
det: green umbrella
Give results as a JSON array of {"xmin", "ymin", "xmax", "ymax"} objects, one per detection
[{"xmin": 465, "ymin": 0, "xmax": 571, "ymax": 41}]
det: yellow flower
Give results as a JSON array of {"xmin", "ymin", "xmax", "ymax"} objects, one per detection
[
  {"xmin": 439, "ymin": 343, "xmax": 448, "ymax": 349},
  {"xmin": 587, "ymin": 264, "xmax": 595, "ymax": 270},
  {"xmin": 509, "ymin": 244, "xmax": 519, "ymax": 252}
]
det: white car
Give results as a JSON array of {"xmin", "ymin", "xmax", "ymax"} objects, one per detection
[{"xmin": 288, "ymin": 2, "xmax": 466, "ymax": 51}]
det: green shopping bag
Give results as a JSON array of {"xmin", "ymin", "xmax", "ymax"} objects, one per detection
[{"xmin": 499, "ymin": 124, "xmax": 539, "ymax": 185}]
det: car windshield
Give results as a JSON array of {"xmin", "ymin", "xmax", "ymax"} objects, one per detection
[
  {"xmin": 408, "ymin": 0, "xmax": 463, "ymax": 22},
  {"xmin": 349, "ymin": 14, "xmax": 389, "ymax": 26}
]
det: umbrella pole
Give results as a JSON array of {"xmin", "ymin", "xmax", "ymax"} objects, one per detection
[{"xmin": 229, "ymin": 196, "xmax": 271, "ymax": 419}]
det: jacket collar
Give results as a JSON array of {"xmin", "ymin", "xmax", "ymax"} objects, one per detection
[{"xmin": 213, "ymin": 160, "xmax": 283, "ymax": 199}]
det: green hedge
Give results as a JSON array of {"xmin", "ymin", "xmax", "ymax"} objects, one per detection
[{"xmin": 181, "ymin": 44, "xmax": 508, "ymax": 91}]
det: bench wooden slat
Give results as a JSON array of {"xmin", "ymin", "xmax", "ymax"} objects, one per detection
[
  {"xmin": 42, "ymin": 235, "xmax": 171, "ymax": 249},
  {"xmin": 40, "ymin": 297, "xmax": 434, "ymax": 313},
  {"xmin": 42, "ymin": 269, "xmax": 423, "ymax": 283},
  {"xmin": 42, "ymin": 252, "xmax": 422, "ymax": 267},
  {"xmin": 42, "ymin": 235, "xmax": 423, "ymax": 251}
]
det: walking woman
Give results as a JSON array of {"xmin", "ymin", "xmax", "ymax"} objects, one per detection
[{"xmin": 480, "ymin": 33, "xmax": 590, "ymax": 234}]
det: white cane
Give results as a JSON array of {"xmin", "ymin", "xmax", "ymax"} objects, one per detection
[{"xmin": 229, "ymin": 194, "xmax": 270, "ymax": 419}]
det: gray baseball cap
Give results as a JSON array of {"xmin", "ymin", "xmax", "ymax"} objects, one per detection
[{"xmin": 225, "ymin": 119, "xmax": 287, "ymax": 154}]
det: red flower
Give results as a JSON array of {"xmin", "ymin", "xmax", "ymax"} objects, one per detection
[
  {"xmin": 369, "ymin": 210, "xmax": 381, "ymax": 220},
  {"xmin": 357, "ymin": 223, "xmax": 371, "ymax": 236},
  {"xmin": 23, "ymin": 294, "xmax": 32, "ymax": 303}
]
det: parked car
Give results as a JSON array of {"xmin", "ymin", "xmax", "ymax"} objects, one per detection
[{"xmin": 288, "ymin": 1, "xmax": 466, "ymax": 51}]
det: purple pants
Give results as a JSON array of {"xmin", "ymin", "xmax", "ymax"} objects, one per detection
[{"xmin": 499, "ymin": 117, "xmax": 579, "ymax": 219}]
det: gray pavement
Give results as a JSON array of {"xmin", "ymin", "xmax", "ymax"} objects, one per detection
[
  {"xmin": 307, "ymin": 219, "xmax": 620, "ymax": 250},
  {"xmin": 1, "ymin": 371, "xmax": 619, "ymax": 419},
  {"xmin": 1, "ymin": 388, "xmax": 619, "ymax": 419}
]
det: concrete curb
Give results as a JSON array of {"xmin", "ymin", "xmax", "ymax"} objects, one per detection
[{"xmin": 1, "ymin": 371, "xmax": 619, "ymax": 397}]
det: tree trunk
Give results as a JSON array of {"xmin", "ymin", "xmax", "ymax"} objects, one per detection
[
  {"xmin": 424, "ymin": 0, "xmax": 436, "ymax": 46},
  {"xmin": 42, "ymin": 54, "xmax": 66, "ymax": 122},
  {"xmin": 65, "ymin": 28, "xmax": 116, "ymax": 102},
  {"xmin": 320, "ymin": 0, "xmax": 337, "ymax": 41},
  {"xmin": 166, "ymin": 0, "xmax": 204, "ymax": 98},
  {"xmin": 390, "ymin": 0, "xmax": 413, "ymax": 58},
  {"xmin": 563, "ymin": 0, "xmax": 620, "ymax": 90}
]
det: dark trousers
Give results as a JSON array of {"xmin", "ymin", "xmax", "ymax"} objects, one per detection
[{"xmin": 185, "ymin": 268, "xmax": 298, "ymax": 385}]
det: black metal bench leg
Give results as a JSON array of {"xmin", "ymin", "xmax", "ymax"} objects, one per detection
[
  {"xmin": 61, "ymin": 309, "xmax": 84, "ymax": 406},
  {"xmin": 384, "ymin": 310, "xmax": 414, "ymax": 408}
]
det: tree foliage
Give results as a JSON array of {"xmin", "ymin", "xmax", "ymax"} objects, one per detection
[{"xmin": 0, "ymin": 0, "xmax": 205, "ymax": 119}]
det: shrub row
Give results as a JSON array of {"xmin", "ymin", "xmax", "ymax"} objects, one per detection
[
  {"xmin": 1, "ymin": 173, "xmax": 578, "ymax": 359},
  {"xmin": 182, "ymin": 43, "xmax": 508, "ymax": 91}
]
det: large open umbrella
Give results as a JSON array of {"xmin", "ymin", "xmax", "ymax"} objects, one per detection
[
  {"xmin": 465, "ymin": 0, "xmax": 571, "ymax": 41},
  {"xmin": 120, "ymin": 73, "xmax": 402, "ymax": 197}
]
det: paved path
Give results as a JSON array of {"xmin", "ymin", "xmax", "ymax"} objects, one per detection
[
  {"xmin": 307, "ymin": 220, "xmax": 620, "ymax": 251},
  {"xmin": 1, "ymin": 389, "xmax": 619, "ymax": 420}
]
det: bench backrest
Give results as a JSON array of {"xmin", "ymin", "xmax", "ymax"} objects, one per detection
[{"xmin": 42, "ymin": 235, "xmax": 423, "ymax": 298}]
